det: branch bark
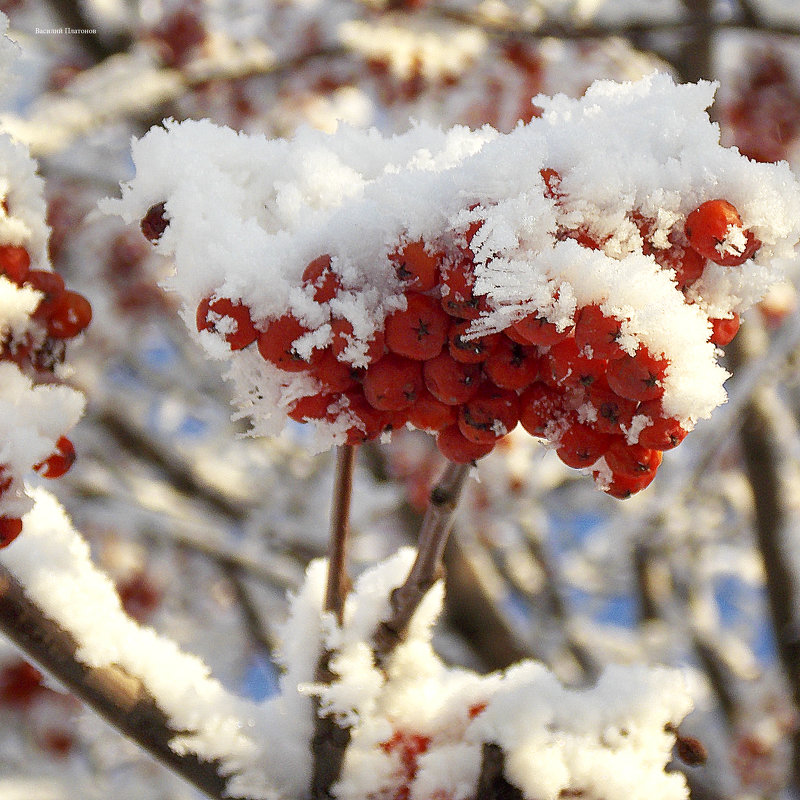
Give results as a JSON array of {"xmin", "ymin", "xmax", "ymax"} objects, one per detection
[
  {"xmin": 0, "ymin": 564, "xmax": 248, "ymax": 800},
  {"xmin": 372, "ymin": 461, "xmax": 470, "ymax": 667}
]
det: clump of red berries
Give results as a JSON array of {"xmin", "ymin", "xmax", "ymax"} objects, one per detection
[
  {"xmin": 0, "ymin": 235, "xmax": 90, "ymax": 545},
  {"xmin": 155, "ymin": 189, "xmax": 758, "ymax": 500}
]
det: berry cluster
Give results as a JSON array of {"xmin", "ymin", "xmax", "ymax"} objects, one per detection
[
  {"xmin": 180, "ymin": 192, "xmax": 757, "ymax": 499},
  {"xmin": 0, "ymin": 241, "xmax": 91, "ymax": 546}
]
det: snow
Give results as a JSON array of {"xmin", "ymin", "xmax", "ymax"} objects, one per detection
[{"xmin": 103, "ymin": 72, "xmax": 800, "ymax": 451}]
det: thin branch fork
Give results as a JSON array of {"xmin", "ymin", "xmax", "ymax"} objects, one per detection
[
  {"xmin": 0, "ymin": 564, "xmax": 248, "ymax": 800},
  {"xmin": 372, "ymin": 461, "xmax": 470, "ymax": 667}
]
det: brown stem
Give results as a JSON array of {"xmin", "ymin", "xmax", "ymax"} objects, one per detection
[
  {"xmin": 0, "ymin": 564, "xmax": 249, "ymax": 800},
  {"xmin": 373, "ymin": 461, "xmax": 470, "ymax": 667},
  {"xmin": 476, "ymin": 743, "xmax": 523, "ymax": 800},
  {"xmin": 309, "ymin": 445, "xmax": 357, "ymax": 800},
  {"xmin": 325, "ymin": 445, "xmax": 356, "ymax": 624}
]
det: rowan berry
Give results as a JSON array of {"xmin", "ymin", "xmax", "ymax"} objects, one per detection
[
  {"xmin": 385, "ymin": 293, "xmax": 449, "ymax": 360},
  {"xmin": 389, "ymin": 240, "xmax": 439, "ymax": 293},
  {"xmin": 447, "ymin": 319, "xmax": 499, "ymax": 364},
  {"xmin": 545, "ymin": 337, "xmax": 605, "ymax": 390},
  {"xmin": 342, "ymin": 391, "xmax": 399, "ymax": 443},
  {"xmin": 34, "ymin": 436, "xmax": 76, "ymax": 479},
  {"xmin": 436, "ymin": 424, "xmax": 495, "ymax": 463},
  {"xmin": 196, "ymin": 296, "xmax": 256, "ymax": 350},
  {"xmin": 458, "ymin": 385, "xmax": 519, "ymax": 444},
  {"xmin": 540, "ymin": 168, "xmax": 563, "ymax": 200},
  {"xmin": 140, "ymin": 202, "xmax": 169, "ymax": 243},
  {"xmin": 511, "ymin": 312, "xmax": 569, "ymax": 347},
  {"xmin": 315, "ymin": 349, "xmax": 361, "ymax": 393},
  {"xmin": 635, "ymin": 399, "xmax": 688, "ymax": 450},
  {"xmin": 257, "ymin": 314, "xmax": 319, "ymax": 372},
  {"xmin": 0, "ymin": 245, "xmax": 30, "ymax": 284},
  {"xmin": 597, "ymin": 469, "xmax": 655, "ymax": 499},
  {"xmin": 709, "ymin": 313, "xmax": 740, "ymax": 346},
  {"xmin": 556, "ymin": 420, "xmax": 613, "ymax": 469},
  {"xmin": 518, "ymin": 382, "xmax": 566, "ymax": 437},
  {"xmin": 653, "ymin": 231, "xmax": 706, "ymax": 289},
  {"xmin": 483, "ymin": 336, "xmax": 541, "ymax": 390},
  {"xmin": 423, "ymin": 351, "xmax": 481, "ymax": 405},
  {"xmin": 574, "ymin": 304, "xmax": 625, "ymax": 360},
  {"xmin": 330, "ymin": 318, "xmax": 385, "ymax": 365},
  {"xmin": 559, "ymin": 227, "xmax": 602, "ymax": 250},
  {"xmin": 302, "ymin": 254, "xmax": 340, "ymax": 303},
  {"xmin": 606, "ymin": 347, "xmax": 667, "ymax": 402},
  {"xmin": 604, "ymin": 439, "xmax": 662, "ymax": 478},
  {"xmin": 288, "ymin": 393, "xmax": 335, "ymax": 423},
  {"xmin": 363, "ymin": 354, "xmax": 423, "ymax": 410},
  {"xmin": 440, "ymin": 253, "xmax": 487, "ymax": 320},
  {"xmin": 586, "ymin": 378, "xmax": 637, "ymax": 435},
  {"xmin": 684, "ymin": 199, "xmax": 760, "ymax": 266},
  {"xmin": 0, "ymin": 660, "xmax": 42, "ymax": 706},
  {"xmin": 27, "ymin": 270, "xmax": 65, "ymax": 321},
  {"xmin": 406, "ymin": 389, "xmax": 457, "ymax": 432},
  {"xmin": 46, "ymin": 290, "xmax": 93, "ymax": 339},
  {"xmin": 0, "ymin": 517, "xmax": 22, "ymax": 548}
]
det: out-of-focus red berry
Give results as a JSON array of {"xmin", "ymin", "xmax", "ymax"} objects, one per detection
[
  {"xmin": 709, "ymin": 313, "xmax": 740, "ymax": 346},
  {"xmin": 140, "ymin": 202, "xmax": 169, "ymax": 243},
  {"xmin": 0, "ymin": 517, "xmax": 22, "ymax": 548},
  {"xmin": 47, "ymin": 290, "xmax": 93, "ymax": 339},
  {"xmin": 0, "ymin": 244, "xmax": 30, "ymax": 284}
]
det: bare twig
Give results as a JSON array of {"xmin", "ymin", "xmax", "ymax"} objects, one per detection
[
  {"xmin": 373, "ymin": 461, "xmax": 470, "ymax": 667},
  {"xmin": 0, "ymin": 564, "xmax": 249, "ymax": 800},
  {"xmin": 476, "ymin": 743, "xmax": 523, "ymax": 800},
  {"xmin": 310, "ymin": 445, "xmax": 357, "ymax": 800},
  {"xmin": 324, "ymin": 445, "xmax": 356, "ymax": 624}
]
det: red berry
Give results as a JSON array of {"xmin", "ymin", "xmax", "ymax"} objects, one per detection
[
  {"xmin": 653, "ymin": 231, "xmax": 706, "ymax": 289},
  {"xmin": 511, "ymin": 312, "xmax": 569, "ymax": 347},
  {"xmin": 596, "ymin": 469, "xmax": 655, "ymax": 499},
  {"xmin": 288, "ymin": 393, "xmax": 335, "ymax": 423},
  {"xmin": 363, "ymin": 354, "xmax": 423, "ymax": 410},
  {"xmin": 0, "ymin": 245, "xmax": 30, "ymax": 284},
  {"xmin": 27, "ymin": 270, "xmax": 65, "ymax": 321},
  {"xmin": 196, "ymin": 296, "xmax": 256, "ymax": 350},
  {"xmin": 540, "ymin": 168, "xmax": 563, "ymax": 200},
  {"xmin": 385, "ymin": 294, "xmax": 449, "ymax": 360},
  {"xmin": 407, "ymin": 389, "xmax": 457, "ymax": 432},
  {"xmin": 436, "ymin": 424, "xmax": 495, "ymax": 463},
  {"xmin": 574, "ymin": 305, "xmax": 625, "ymax": 360},
  {"xmin": 0, "ymin": 517, "xmax": 22, "ymax": 547},
  {"xmin": 586, "ymin": 378, "xmax": 637, "ymax": 435},
  {"xmin": 635, "ymin": 399, "xmax": 688, "ymax": 450},
  {"xmin": 447, "ymin": 319, "xmax": 499, "ymax": 364},
  {"xmin": 0, "ymin": 660, "xmax": 42, "ymax": 706},
  {"xmin": 390, "ymin": 240, "xmax": 439, "ymax": 292},
  {"xmin": 117, "ymin": 572, "xmax": 161, "ymax": 622},
  {"xmin": 257, "ymin": 314, "xmax": 319, "ymax": 372},
  {"xmin": 559, "ymin": 227, "xmax": 602, "ymax": 250},
  {"xmin": 684, "ymin": 199, "xmax": 760, "ymax": 266},
  {"xmin": 483, "ymin": 336, "xmax": 541, "ymax": 390},
  {"xmin": 556, "ymin": 420, "xmax": 613, "ymax": 469},
  {"xmin": 518, "ymin": 382, "xmax": 566, "ymax": 438},
  {"xmin": 315, "ymin": 350, "xmax": 361, "ymax": 393},
  {"xmin": 34, "ymin": 436, "xmax": 75, "ymax": 479},
  {"xmin": 458, "ymin": 385, "xmax": 519, "ymax": 444},
  {"xmin": 423, "ymin": 351, "xmax": 481, "ymax": 405},
  {"xmin": 440, "ymin": 252, "xmax": 487, "ymax": 320},
  {"xmin": 302, "ymin": 255, "xmax": 340, "ymax": 303},
  {"xmin": 604, "ymin": 439, "xmax": 663, "ymax": 478},
  {"xmin": 545, "ymin": 337, "xmax": 605, "ymax": 390},
  {"xmin": 342, "ymin": 390, "xmax": 400, "ymax": 443},
  {"xmin": 709, "ymin": 313, "xmax": 740, "ymax": 346},
  {"xmin": 331, "ymin": 318, "xmax": 385, "ymax": 365},
  {"xmin": 140, "ymin": 202, "xmax": 169, "ymax": 243},
  {"xmin": 606, "ymin": 347, "xmax": 667, "ymax": 402},
  {"xmin": 46, "ymin": 290, "xmax": 92, "ymax": 339}
]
